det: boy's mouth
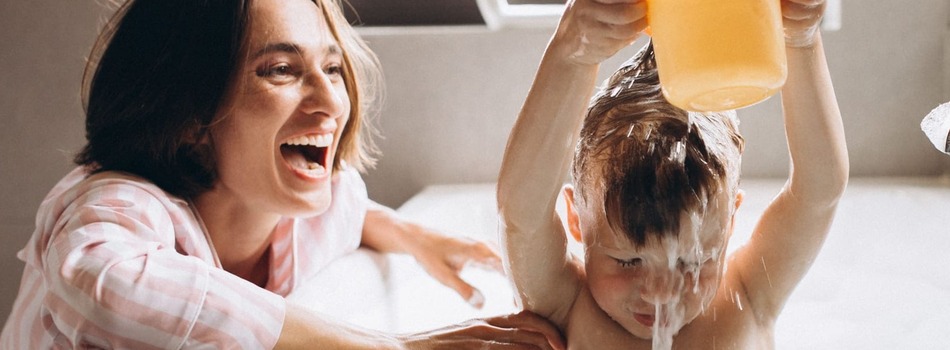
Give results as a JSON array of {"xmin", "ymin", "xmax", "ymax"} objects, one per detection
[
  {"xmin": 634, "ymin": 313, "xmax": 655, "ymax": 327},
  {"xmin": 280, "ymin": 133, "xmax": 331, "ymax": 176}
]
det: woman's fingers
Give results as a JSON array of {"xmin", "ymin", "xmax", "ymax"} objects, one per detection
[
  {"xmin": 432, "ymin": 262, "xmax": 485, "ymax": 308},
  {"xmin": 487, "ymin": 311, "xmax": 566, "ymax": 350},
  {"xmin": 464, "ymin": 317, "xmax": 563, "ymax": 350},
  {"xmin": 478, "ymin": 328, "xmax": 555, "ymax": 350},
  {"xmin": 402, "ymin": 311, "xmax": 565, "ymax": 350},
  {"xmin": 468, "ymin": 240, "xmax": 505, "ymax": 274}
]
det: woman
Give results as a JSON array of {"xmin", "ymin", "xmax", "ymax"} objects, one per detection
[{"xmin": 0, "ymin": 0, "xmax": 563, "ymax": 348}]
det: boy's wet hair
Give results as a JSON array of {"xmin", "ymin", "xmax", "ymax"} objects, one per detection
[{"xmin": 572, "ymin": 42, "xmax": 745, "ymax": 246}]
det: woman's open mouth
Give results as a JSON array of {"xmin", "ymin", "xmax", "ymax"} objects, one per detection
[{"xmin": 280, "ymin": 133, "xmax": 331, "ymax": 178}]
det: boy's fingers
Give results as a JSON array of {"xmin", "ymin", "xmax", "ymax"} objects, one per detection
[
  {"xmin": 782, "ymin": 0, "xmax": 825, "ymax": 21},
  {"xmin": 603, "ymin": 18, "xmax": 648, "ymax": 41},
  {"xmin": 785, "ymin": 0, "xmax": 824, "ymax": 6},
  {"xmin": 592, "ymin": 1, "xmax": 647, "ymax": 26},
  {"xmin": 591, "ymin": 0, "xmax": 643, "ymax": 5}
]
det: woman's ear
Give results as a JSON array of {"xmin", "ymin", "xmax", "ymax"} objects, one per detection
[{"xmin": 562, "ymin": 185, "xmax": 582, "ymax": 243}]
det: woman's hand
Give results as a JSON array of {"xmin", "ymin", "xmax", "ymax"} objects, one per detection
[
  {"xmin": 361, "ymin": 201, "xmax": 503, "ymax": 307},
  {"xmin": 280, "ymin": 306, "xmax": 564, "ymax": 350},
  {"xmin": 400, "ymin": 310, "xmax": 566, "ymax": 350},
  {"xmin": 549, "ymin": 0, "xmax": 647, "ymax": 66},
  {"xmin": 404, "ymin": 224, "xmax": 504, "ymax": 308},
  {"xmin": 782, "ymin": 0, "xmax": 827, "ymax": 48}
]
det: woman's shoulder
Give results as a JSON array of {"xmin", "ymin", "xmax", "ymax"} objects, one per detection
[
  {"xmin": 55, "ymin": 166, "xmax": 186, "ymax": 204},
  {"xmin": 38, "ymin": 167, "xmax": 192, "ymax": 230},
  {"xmin": 21, "ymin": 167, "xmax": 202, "ymax": 269}
]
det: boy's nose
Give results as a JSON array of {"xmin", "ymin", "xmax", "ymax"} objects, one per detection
[{"xmin": 640, "ymin": 271, "xmax": 680, "ymax": 304}]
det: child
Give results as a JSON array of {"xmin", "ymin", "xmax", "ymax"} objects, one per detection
[{"xmin": 497, "ymin": 0, "xmax": 848, "ymax": 348}]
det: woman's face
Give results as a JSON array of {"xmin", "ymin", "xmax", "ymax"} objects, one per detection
[{"xmin": 211, "ymin": 0, "xmax": 349, "ymax": 216}]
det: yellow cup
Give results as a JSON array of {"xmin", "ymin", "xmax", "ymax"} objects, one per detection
[{"xmin": 646, "ymin": 0, "xmax": 787, "ymax": 112}]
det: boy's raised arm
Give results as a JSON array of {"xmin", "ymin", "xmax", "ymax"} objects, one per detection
[
  {"xmin": 496, "ymin": 0, "xmax": 646, "ymax": 326},
  {"xmin": 734, "ymin": 0, "xmax": 849, "ymax": 322}
]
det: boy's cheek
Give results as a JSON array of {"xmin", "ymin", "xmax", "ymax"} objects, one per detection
[
  {"xmin": 689, "ymin": 264, "xmax": 723, "ymax": 301},
  {"xmin": 588, "ymin": 263, "xmax": 641, "ymax": 300}
]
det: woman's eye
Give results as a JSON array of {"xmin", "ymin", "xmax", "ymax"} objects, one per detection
[
  {"xmin": 324, "ymin": 64, "xmax": 344, "ymax": 78},
  {"xmin": 258, "ymin": 63, "xmax": 297, "ymax": 80},
  {"xmin": 615, "ymin": 258, "xmax": 642, "ymax": 268}
]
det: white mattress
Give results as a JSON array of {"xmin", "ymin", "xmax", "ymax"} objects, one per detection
[{"xmin": 290, "ymin": 177, "xmax": 950, "ymax": 349}]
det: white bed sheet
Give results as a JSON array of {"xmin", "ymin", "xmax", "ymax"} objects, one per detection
[{"xmin": 289, "ymin": 177, "xmax": 950, "ymax": 349}]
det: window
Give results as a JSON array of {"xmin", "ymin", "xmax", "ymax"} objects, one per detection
[{"xmin": 343, "ymin": 0, "xmax": 840, "ymax": 32}]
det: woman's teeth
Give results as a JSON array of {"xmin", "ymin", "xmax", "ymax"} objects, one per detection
[
  {"xmin": 281, "ymin": 133, "xmax": 332, "ymax": 176},
  {"xmin": 284, "ymin": 134, "xmax": 332, "ymax": 147}
]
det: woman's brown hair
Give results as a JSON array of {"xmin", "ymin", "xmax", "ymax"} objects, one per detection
[{"xmin": 76, "ymin": 0, "xmax": 381, "ymax": 199}]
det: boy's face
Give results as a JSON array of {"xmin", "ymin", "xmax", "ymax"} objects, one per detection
[{"xmin": 567, "ymin": 186, "xmax": 737, "ymax": 339}]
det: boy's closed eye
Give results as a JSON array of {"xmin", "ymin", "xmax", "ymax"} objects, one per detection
[
  {"xmin": 612, "ymin": 256, "xmax": 705, "ymax": 270},
  {"xmin": 613, "ymin": 257, "xmax": 643, "ymax": 268},
  {"xmin": 677, "ymin": 259, "xmax": 701, "ymax": 270}
]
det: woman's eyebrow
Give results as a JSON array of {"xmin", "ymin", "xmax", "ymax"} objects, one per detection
[
  {"xmin": 250, "ymin": 42, "xmax": 301, "ymax": 60},
  {"xmin": 249, "ymin": 42, "xmax": 342, "ymax": 61}
]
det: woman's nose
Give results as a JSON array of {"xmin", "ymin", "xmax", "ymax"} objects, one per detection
[{"xmin": 300, "ymin": 69, "xmax": 346, "ymax": 119}]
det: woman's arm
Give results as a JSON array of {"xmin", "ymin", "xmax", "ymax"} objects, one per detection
[
  {"xmin": 38, "ymin": 179, "xmax": 286, "ymax": 348},
  {"xmin": 496, "ymin": 0, "xmax": 646, "ymax": 326},
  {"xmin": 734, "ymin": 0, "xmax": 850, "ymax": 322},
  {"xmin": 41, "ymin": 178, "xmax": 561, "ymax": 350}
]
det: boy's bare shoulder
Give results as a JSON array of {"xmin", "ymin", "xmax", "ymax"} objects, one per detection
[{"xmin": 563, "ymin": 273, "xmax": 775, "ymax": 349}]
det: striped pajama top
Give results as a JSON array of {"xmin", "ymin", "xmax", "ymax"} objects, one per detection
[{"xmin": 0, "ymin": 166, "xmax": 367, "ymax": 349}]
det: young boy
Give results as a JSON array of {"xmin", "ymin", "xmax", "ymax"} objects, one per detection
[{"xmin": 497, "ymin": 0, "xmax": 848, "ymax": 348}]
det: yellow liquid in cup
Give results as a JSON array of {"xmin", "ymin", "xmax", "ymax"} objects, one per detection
[{"xmin": 647, "ymin": 0, "xmax": 787, "ymax": 112}]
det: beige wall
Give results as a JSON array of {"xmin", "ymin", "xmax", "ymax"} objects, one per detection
[
  {"xmin": 2, "ymin": 0, "xmax": 949, "ymax": 324},
  {"xmin": 359, "ymin": 1, "xmax": 950, "ymax": 207}
]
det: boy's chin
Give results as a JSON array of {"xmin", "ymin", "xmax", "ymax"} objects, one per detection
[
  {"xmin": 625, "ymin": 325, "xmax": 655, "ymax": 340},
  {"xmin": 614, "ymin": 313, "xmax": 689, "ymax": 341},
  {"xmin": 610, "ymin": 315, "xmax": 655, "ymax": 340}
]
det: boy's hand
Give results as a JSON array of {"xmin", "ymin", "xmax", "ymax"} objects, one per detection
[
  {"xmin": 782, "ymin": 0, "xmax": 827, "ymax": 48},
  {"xmin": 550, "ymin": 0, "xmax": 647, "ymax": 66},
  {"xmin": 405, "ymin": 225, "xmax": 504, "ymax": 309}
]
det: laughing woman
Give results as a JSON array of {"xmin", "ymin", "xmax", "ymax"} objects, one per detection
[{"xmin": 0, "ymin": 0, "xmax": 563, "ymax": 349}]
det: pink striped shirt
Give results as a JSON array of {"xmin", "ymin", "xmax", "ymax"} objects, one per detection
[{"xmin": 0, "ymin": 166, "xmax": 367, "ymax": 349}]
